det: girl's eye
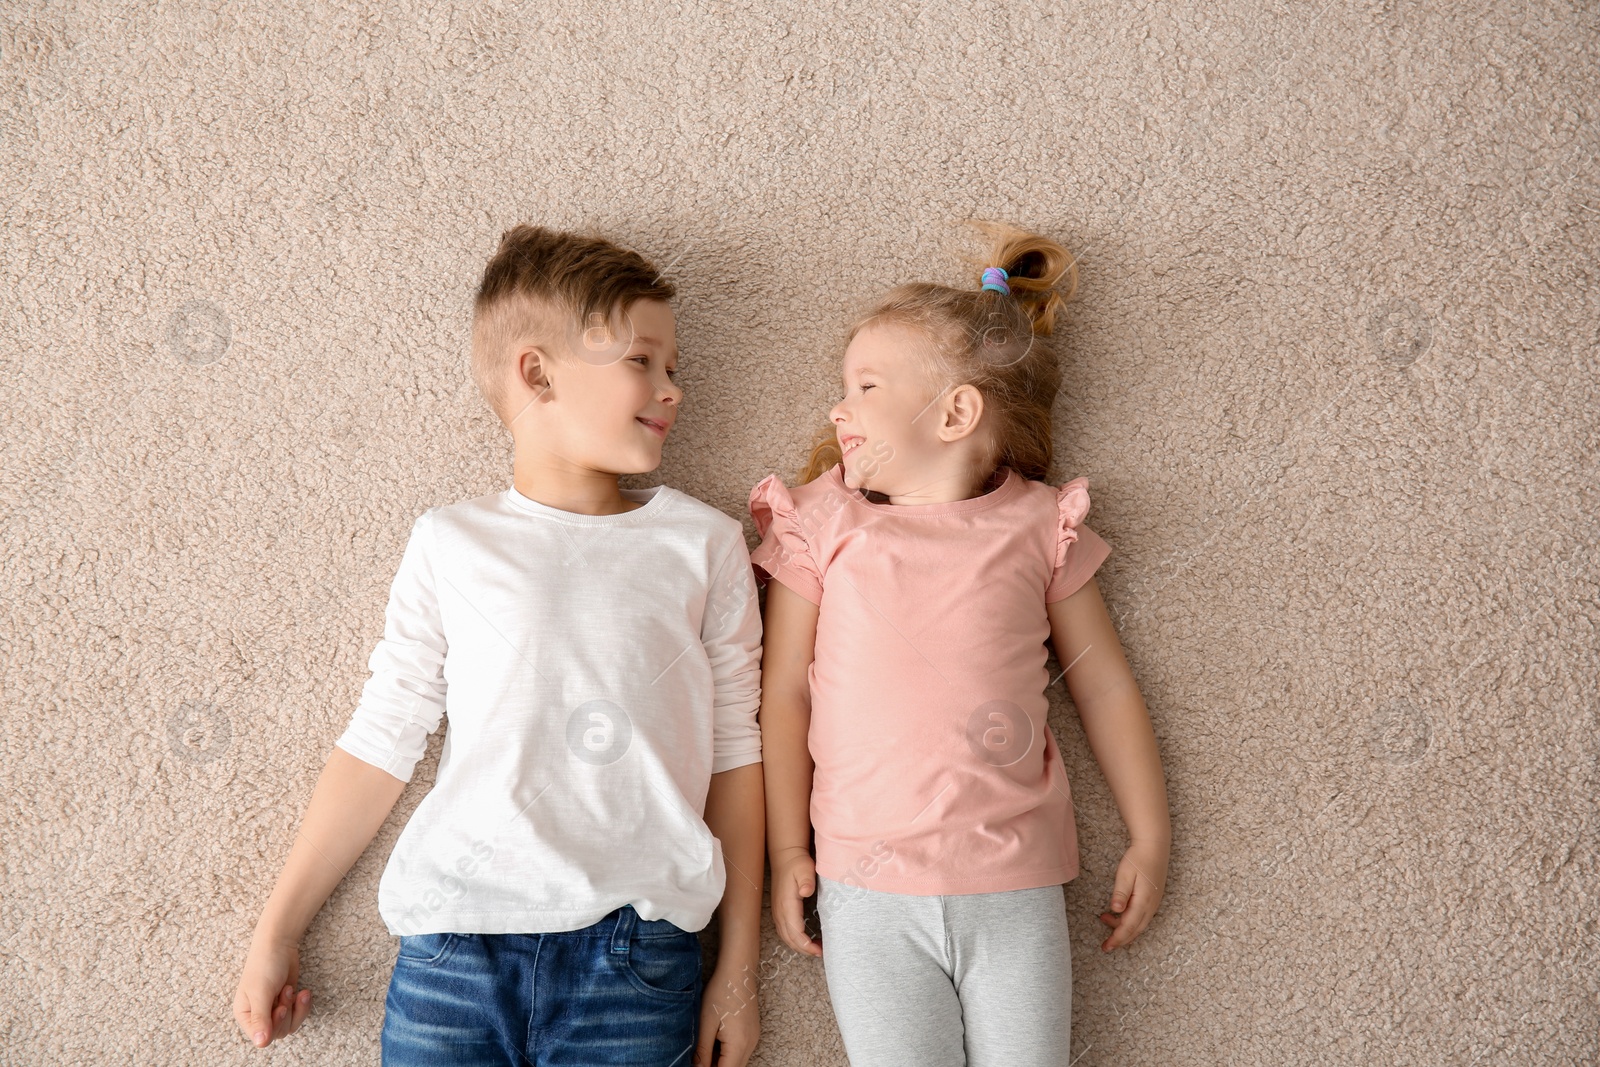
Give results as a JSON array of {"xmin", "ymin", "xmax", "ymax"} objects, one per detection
[{"xmin": 632, "ymin": 356, "xmax": 678, "ymax": 378}]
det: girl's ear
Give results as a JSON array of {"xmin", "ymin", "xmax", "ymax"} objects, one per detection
[{"xmin": 937, "ymin": 383, "xmax": 986, "ymax": 442}]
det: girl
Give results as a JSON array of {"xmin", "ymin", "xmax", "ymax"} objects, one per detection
[{"xmin": 748, "ymin": 223, "xmax": 1170, "ymax": 1066}]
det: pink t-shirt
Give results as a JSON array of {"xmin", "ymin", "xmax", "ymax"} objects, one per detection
[{"xmin": 747, "ymin": 462, "xmax": 1112, "ymax": 895}]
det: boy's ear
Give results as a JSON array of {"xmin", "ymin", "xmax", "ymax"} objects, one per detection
[{"xmin": 516, "ymin": 343, "xmax": 558, "ymax": 402}]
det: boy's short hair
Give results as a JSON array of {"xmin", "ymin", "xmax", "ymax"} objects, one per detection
[{"xmin": 471, "ymin": 225, "xmax": 676, "ymax": 425}]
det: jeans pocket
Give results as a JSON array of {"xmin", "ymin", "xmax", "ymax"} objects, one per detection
[
  {"xmin": 396, "ymin": 932, "xmax": 460, "ymax": 967},
  {"xmin": 619, "ymin": 932, "xmax": 701, "ymax": 1000}
]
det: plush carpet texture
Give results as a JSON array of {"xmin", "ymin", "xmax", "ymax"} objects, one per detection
[{"xmin": 2, "ymin": 1, "xmax": 1596, "ymax": 1063}]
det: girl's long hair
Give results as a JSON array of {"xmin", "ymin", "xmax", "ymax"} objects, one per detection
[{"xmin": 798, "ymin": 221, "xmax": 1079, "ymax": 490}]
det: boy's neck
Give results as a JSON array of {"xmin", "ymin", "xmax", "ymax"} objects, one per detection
[{"xmin": 512, "ymin": 453, "xmax": 645, "ymax": 516}]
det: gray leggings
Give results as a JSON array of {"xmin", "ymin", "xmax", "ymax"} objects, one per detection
[{"xmin": 815, "ymin": 873, "xmax": 1072, "ymax": 1067}]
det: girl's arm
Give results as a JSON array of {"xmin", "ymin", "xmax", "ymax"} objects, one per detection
[
  {"xmin": 758, "ymin": 580, "xmax": 822, "ymax": 956},
  {"xmin": 233, "ymin": 745, "xmax": 408, "ymax": 1048},
  {"xmin": 1047, "ymin": 577, "xmax": 1171, "ymax": 950}
]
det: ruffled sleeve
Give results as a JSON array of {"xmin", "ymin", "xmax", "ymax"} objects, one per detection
[
  {"xmin": 747, "ymin": 474, "xmax": 825, "ymax": 605},
  {"xmin": 1045, "ymin": 476, "xmax": 1112, "ymax": 602}
]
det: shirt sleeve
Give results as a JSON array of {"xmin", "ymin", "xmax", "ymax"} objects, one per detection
[
  {"xmin": 747, "ymin": 474, "xmax": 824, "ymax": 605},
  {"xmin": 334, "ymin": 508, "xmax": 449, "ymax": 782},
  {"xmin": 701, "ymin": 534, "xmax": 764, "ymax": 773},
  {"xmin": 1045, "ymin": 477, "xmax": 1113, "ymax": 602}
]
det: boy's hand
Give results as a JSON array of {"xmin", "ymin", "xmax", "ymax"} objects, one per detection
[
  {"xmin": 695, "ymin": 960, "xmax": 760, "ymax": 1067},
  {"xmin": 1098, "ymin": 837, "xmax": 1169, "ymax": 952},
  {"xmin": 233, "ymin": 933, "xmax": 313, "ymax": 1048},
  {"xmin": 769, "ymin": 846, "xmax": 822, "ymax": 957}
]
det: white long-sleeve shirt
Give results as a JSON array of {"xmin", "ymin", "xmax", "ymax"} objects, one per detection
[{"xmin": 334, "ymin": 481, "xmax": 763, "ymax": 936}]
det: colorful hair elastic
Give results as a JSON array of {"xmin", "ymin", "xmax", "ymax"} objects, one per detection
[{"xmin": 980, "ymin": 266, "xmax": 1011, "ymax": 295}]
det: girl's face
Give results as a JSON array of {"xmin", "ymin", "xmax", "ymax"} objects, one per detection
[{"xmin": 828, "ymin": 320, "xmax": 956, "ymax": 496}]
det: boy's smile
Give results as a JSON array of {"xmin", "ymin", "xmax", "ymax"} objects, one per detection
[
  {"xmin": 508, "ymin": 297, "xmax": 682, "ymax": 513},
  {"xmin": 512, "ymin": 295, "xmax": 681, "ymax": 476}
]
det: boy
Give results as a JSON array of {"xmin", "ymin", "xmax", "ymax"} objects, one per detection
[{"xmin": 233, "ymin": 226, "xmax": 766, "ymax": 1067}]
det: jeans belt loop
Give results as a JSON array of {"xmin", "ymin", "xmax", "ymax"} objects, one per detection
[{"xmin": 610, "ymin": 904, "xmax": 635, "ymax": 955}]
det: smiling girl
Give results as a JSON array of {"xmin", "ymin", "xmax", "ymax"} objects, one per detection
[{"xmin": 748, "ymin": 223, "xmax": 1171, "ymax": 1066}]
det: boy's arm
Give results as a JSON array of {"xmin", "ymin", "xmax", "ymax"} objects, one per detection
[
  {"xmin": 235, "ymin": 747, "xmax": 407, "ymax": 1047},
  {"xmin": 700, "ymin": 765, "xmax": 765, "ymax": 1067},
  {"xmin": 236, "ymin": 510, "xmax": 448, "ymax": 1048},
  {"xmin": 253, "ymin": 747, "xmax": 408, "ymax": 946},
  {"xmin": 703, "ymin": 761, "xmax": 765, "ymax": 978},
  {"xmin": 698, "ymin": 535, "xmax": 768, "ymax": 964},
  {"xmin": 694, "ymin": 537, "xmax": 768, "ymax": 1065}
]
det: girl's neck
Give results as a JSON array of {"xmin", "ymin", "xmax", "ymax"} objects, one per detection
[{"xmin": 861, "ymin": 466, "xmax": 1006, "ymax": 506}]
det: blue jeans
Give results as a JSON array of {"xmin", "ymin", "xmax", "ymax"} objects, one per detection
[{"xmin": 381, "ymin": 905, "xmax": 703, "ymax": 1066}]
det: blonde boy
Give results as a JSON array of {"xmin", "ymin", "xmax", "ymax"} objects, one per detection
[{"xmin": 233, "ymin": 226, "xmax": 766, "ymax": 1067}]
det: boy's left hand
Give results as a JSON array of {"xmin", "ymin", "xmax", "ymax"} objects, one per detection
[
  {"xmin": 1098, "ymin": 837, "xmax": 1169, "ymax": 952},
  {"xmin": 694, "ymin": 960, "xmax": 760, "ymax": 1067}
]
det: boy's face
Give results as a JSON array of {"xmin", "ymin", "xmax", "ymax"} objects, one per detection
[{"xmin": 512, "ymin": 298, "xmax": 681, "ymax": 476}]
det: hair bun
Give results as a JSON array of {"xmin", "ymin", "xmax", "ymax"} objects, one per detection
[{"xmin": 970, "ymin": 221, "xmax": 1079, "ymax": 336}]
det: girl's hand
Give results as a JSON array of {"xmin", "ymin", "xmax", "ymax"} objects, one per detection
[
  {"xmin": 233, "ymin": 932, "xmax": 313, "ymax": 1048},
  {"xmin": 770, "ymin": 846, "xmax": 822, "ymax": 957},
  {"xmin": 1098, "ymin": 838, "xmax": 1169, "ymax": 952},
  {"xmin": 694, "ymin": 959, "xmax": 760, "ymax": 1067}
]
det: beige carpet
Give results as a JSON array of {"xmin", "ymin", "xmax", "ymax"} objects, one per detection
[{"xmin": 3, "ymin": 1, "xmax": 1596, "ymax": 1063}]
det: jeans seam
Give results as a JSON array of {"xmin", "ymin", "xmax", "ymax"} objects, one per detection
[{"xmin": 525, "ymin": 931, "xmax": 543, "ymax": 1062}]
